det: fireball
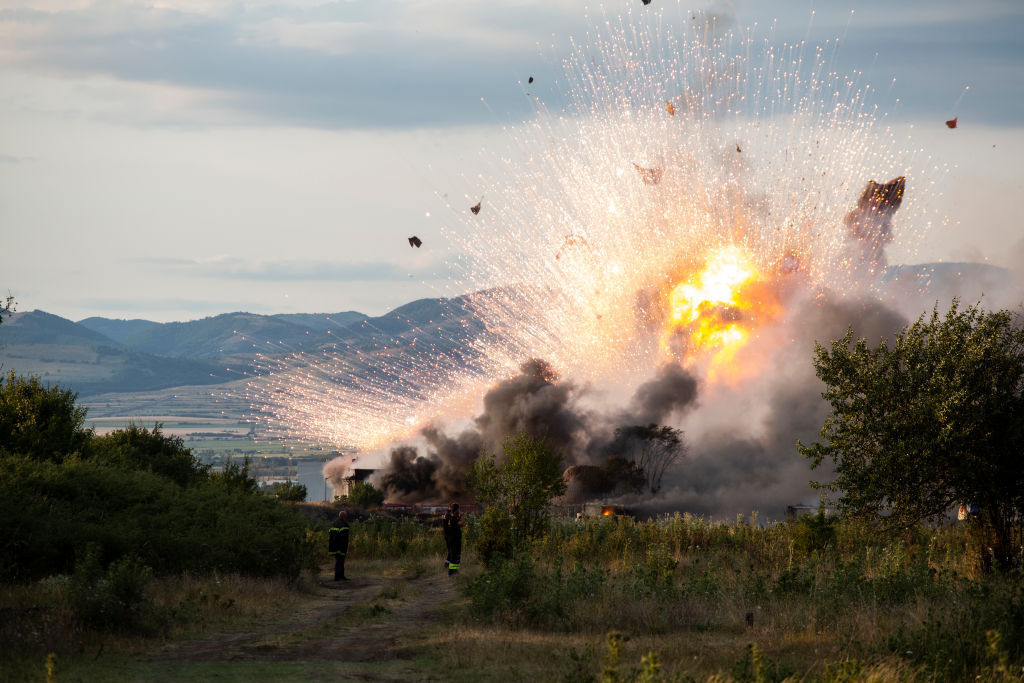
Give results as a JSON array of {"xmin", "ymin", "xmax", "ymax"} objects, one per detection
[{"xmin": 663, "ymin": 245, "xmax": 782, "ymax": 379}]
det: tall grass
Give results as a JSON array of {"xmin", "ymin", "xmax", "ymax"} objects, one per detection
[{"xmin": 463, "ymin": 513, "xmax": 1023, "ymax": 680}]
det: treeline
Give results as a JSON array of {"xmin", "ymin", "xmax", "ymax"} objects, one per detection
[{"xmin": 0, "ymin": 372, "xmax": 316, "ymax": 582}]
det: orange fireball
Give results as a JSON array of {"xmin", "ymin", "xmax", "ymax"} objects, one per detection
[{"xmin": 663, "ymin": 245, "xmax": 781, "ymax": 379}]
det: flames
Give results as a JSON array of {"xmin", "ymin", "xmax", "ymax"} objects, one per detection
[{"xmin": 662, "ymin": 245, "xmax": 783, "ymax": 380}]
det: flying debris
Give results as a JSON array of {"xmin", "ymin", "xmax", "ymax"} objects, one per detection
[
  {"xmin": 736, "ymin": 144, "xmax": 742, "ymax": 153},
  {"xmin": 665, "ymin": 100, "xmax": 676, "ymax": 116},
  {"xmin": 854, "ymin": 176, "xmax": 905, "ymax": 215},
  {"xmin": 470, "ymin": 201, "xmax": 482, "ymax": 215},
  {"xmin": 945, "ymin": 117, "xmax": 958, "ymax": 129},
  {"xmin": 408, "ymin": 236, "xmax": 423, "ymax": 248},
  {"xmin": 632, "ymin": 163, "xmax": 664, "ymax": 185},
  {"xmin": 642, "ymin": 0, "xmax": 652, "ymax": 5},
  {"xmin": 555, "ymin": 233, "xmax": 589, "ymax": 260},
  {"xmin": 528, "ymin": 76, "xmax": 534, "ymax": 84},
  {"xmin": 843, "ymin": 176, "xmax": 906, "ymax": 272}
]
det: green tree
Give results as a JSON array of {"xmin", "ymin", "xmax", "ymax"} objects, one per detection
[
  {"xmin": 468, "ymin": 433, "xmax": 567, "ymax": 551},
  {"xmin": 0, "ymin": 371, "xmax": 91, "ymax": 462},
  {"xmin": 91, "ymin": 422, "xmax": 208, "ymax": 487},
  {"xmin": 799, "ymin": 301, "xmax": 1024, "ymax": 571},
  {"xmin": 345, "ymin": 480, "xmax": 384, "ymax": 508},
  {"xmin": 209, "ymin": 458, "xmax": 259, "ymax": 494},
  {"xmin": 264, "ymin": 480, "xmax": 308, "ymax": 502}
]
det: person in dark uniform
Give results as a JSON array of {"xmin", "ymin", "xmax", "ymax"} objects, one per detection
[
  {"xmin": 329, "ymin": 510, "xmax": 350, "ymax": 581},
  {"xmin": 442, "ymin": 502, "xmax": 464, "ymax": 575}
]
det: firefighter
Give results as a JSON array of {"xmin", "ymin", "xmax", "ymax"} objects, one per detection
[
  {"xmin": 329, "ymin": 510, "xmax": 350, "ymax": 581},
  {"xmin": 442, "ymin": 502, "xmax": 464, "ymax": 575}
]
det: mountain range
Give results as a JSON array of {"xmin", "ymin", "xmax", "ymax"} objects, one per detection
[
  {"xmin": 1, "ymin": 261, "xmax": 1016, "ymax": 413},
  {"xmin": 0, "ymin": 295, "xmax": 483, "ymax": 401}
]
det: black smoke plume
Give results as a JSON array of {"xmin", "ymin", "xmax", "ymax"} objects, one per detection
[{"xmin": 376, "ymin": 358, "xmax": 700, "ymax": 503}]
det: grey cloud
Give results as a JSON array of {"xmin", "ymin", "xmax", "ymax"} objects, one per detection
[
  {"xmin": 4, "ymin": 2, "xmax": 1021, "ymax": 129},
  {"xmin": 0, "ymin": 3, "xmax": 579, "ymax": 129}
]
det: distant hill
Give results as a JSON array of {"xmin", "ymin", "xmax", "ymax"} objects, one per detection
[
  {"xmin": 2, "ymin": 310, "xmax": 119, "ymax": 347},
  {"xmin": 119, "ymin": 312, "xmax": 328, "ymax": 359},
  {"xmin": 78, "ymin": 317, "xmax": 160, "ymax": 344},
  {"xmin": 0, "ymin": 296, "xmax": 485, "ymax": 399},
  {"xmin": 270, "ymin": 312, "xmax": 366, "ymax": 332}
]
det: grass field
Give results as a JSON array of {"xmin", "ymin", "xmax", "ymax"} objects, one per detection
[{"xmin": 5, "ymin": 511, "xmax": 1020, "ymax": 681}]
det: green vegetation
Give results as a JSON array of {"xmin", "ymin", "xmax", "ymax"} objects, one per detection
[
  {"xmin": 469, "ymin": 433, "xmax": 567, "ymax": 566},
  {"xmin": 460, "ymin": 513, "xmax": 1023, "ymax": 680},
  {"xmin": 4, "ymin": 299, "xmax": 1024, "ymax": 680},
  {"xmin": 0, "ymin": 372, "xmax": 316, "ymax": 585},
  {"xmin": 342, "ymin": 479, "xmax": 385, "ymax": 508},
  {"xmin": 263, "ymin": 480, "xmax": 308, "ymax": 501},
  {"xmin": 801, "ymin": 300, "xmax": 1024, "ymax": 572}
]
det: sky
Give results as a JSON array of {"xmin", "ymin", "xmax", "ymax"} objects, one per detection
[{"xmin": 3, "ymin": 0, "xmax": 1023, "ymax": 323}]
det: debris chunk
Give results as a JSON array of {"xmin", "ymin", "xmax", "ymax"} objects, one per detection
[{"xmin": 632, "ymin": 163, "xmax": 664, "ymax": 185}]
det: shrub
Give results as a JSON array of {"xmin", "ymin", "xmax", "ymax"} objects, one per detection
[
  {"xmin": 265, "ymin": 480, "xmax": 308, "ymax": 502},
  {"xmin": 69, "ymin": 545, "xmax": 155, "ymax": 633},
  {"xmin": 0, "ymin": 456, "xmax": 315, "ymax": 580},
  {"xmin": 467, "ymin": 554, "xmax": 535, "ymax": 624},
  {"xmin": 0, "ymin": 372, "xmax": 91, "ymax": 463},
  {"xmin": 346, "ymin": 480, "xmax": 384, "ymax": 508},
  {"xmin": 474, "ymin": 506, "xmax": 515, "ymax": 569},
  {"xmin": 90, "ymin": 423, "xmax": 208, "ymax": 487}
]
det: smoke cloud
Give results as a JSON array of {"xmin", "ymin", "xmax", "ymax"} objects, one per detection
[
  {"xmin": 369, "ymin": 292, "xmax": 913, "ymax": 517},
  {"xmin": 327, "ymin": 172, "xmax": 1021, "ymax": 521},
  {"xmin": 637, "ymin": 294, "xmax": 909, "ymax": 520},
  {"xmin": 375, "ymin": 358, "xmax": 701, "ymax": 503}
]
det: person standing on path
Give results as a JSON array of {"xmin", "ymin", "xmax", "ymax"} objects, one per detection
[
  {"xmin": 442, "ymin": 502, "xmax": 464, "ymax": 576},
  {"xmin": 329, "ymin": 510, "xmax": 350, "ymax": 581}
]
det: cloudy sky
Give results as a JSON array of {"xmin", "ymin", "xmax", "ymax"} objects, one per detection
[{"xmin": 3, "ymin": 0, "xmax": 1023, "ymax": 323}]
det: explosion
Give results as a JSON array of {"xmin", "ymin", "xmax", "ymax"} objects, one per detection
[
  {"xmin": 248, "ymin": 4, "xmax": 942, "ymax": 517},
  {"xmin": 662, "ymin": 245, "xmax": 783, "ymax": 380}
]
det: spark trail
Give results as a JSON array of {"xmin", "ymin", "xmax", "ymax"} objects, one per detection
[{"xmin": 249, "ymin": 6, "xmax": 939, "ymax": 456}]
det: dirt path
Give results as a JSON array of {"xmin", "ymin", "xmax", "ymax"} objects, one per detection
[{"xmin": 148, "ymin": 567, "xmax": 459, "ymax": 668}]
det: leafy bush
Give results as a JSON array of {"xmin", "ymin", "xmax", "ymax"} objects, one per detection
[
  {"xmin": 90, "ymin": 423, "xmax": 208, "ymax": 487},
  {"xmin": 264, "ymin": 480, "xmax": 308, "ymax": 502},
  {"xmin": 0, "ymin": 455, "xmax": 315, "ymax": 581},
  {"xmin": 208, "ymin": 459, "xmax": 258, "ymax": 494},
  {"xmin": 790, "ymin": 508, "xmax": 837, "ymax": 555},
  {"xmin": 346, "ymin": 480, "xmax": 384, "ymax": 508},
  {"xmin": 69, "ymin": 545, "xmax": 155, "ymax": 633},
  {"xmin": 0, "ymin": 372, "xmax": 91, "ymax": 463},
  {"xmin": 474, "ymin": 506, "xmax": 515, "ymax": 569},
  {"xmin": 467, "ymin": 554, "xmax": 535, "ymax": 624}
]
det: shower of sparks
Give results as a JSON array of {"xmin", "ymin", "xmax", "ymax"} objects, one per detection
[{"xmin": 247, "ymin": 5, "xmax": 940, "ymax": 451}]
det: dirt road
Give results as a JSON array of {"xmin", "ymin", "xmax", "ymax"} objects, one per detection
[{"xmin": 148, "ymin": 567, "xmax": 460, "ymax": 679}]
